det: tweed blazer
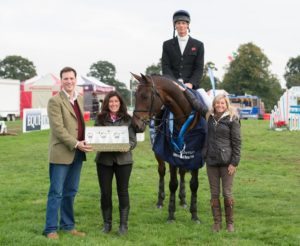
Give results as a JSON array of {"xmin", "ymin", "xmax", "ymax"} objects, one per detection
[
  {"xmin": 162, "ymin": 36, "xmax": 204, "ymax": 89},
  {"xmin": 47, "ymin": 91, "xmax": 86, "ymax": 164}
]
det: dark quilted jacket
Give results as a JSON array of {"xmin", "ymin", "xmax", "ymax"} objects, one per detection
[{"xmin": 204, "ymin": 112, "xmax": 241, "ymax": 167}]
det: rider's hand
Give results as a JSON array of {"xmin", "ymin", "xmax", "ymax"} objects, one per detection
[{"xmin": 185, "ymin": 83, "xmax": 193, "ymax": 89}]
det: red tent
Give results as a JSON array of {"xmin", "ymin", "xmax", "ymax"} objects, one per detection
[{"xmin": 20, "ymin": 74, "xmax": 61, "ymax": 118}]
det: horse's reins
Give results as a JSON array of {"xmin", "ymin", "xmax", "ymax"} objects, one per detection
[
  {"xmin": 133, "ymin": 77, "xmax": 163, "ymax": 124},
  {"xmin": 133, "ymin": 76, "xmax": 193, "ymax": 125}
]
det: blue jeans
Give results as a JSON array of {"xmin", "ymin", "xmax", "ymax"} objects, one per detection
[{"xmin": 44, "ymin": 150, "xmax": 84, "ymax": 234}]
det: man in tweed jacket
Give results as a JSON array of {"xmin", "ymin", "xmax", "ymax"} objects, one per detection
[{"xmin": 43, "ymin": 67, "xmax": 92, "ymax": 239}]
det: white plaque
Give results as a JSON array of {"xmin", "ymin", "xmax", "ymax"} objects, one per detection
[{"xmin": 85, "ymin": 126, "xmax": 130, "ymax": 152}]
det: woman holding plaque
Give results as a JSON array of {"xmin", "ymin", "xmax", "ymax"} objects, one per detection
[{"xmin": 95, "ymin": 91, "xmax": 137, "ymax": 235}]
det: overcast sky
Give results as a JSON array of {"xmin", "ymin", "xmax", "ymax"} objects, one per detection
[{"xmin": 0, "ymin": 0, "xmax": 299, "ymax": 88}]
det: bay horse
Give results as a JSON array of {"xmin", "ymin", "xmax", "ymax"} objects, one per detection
[
  {"xmin": 149, "ymin": 100, "xmax": 189, "ymax": 209},
  {"xmin": 131, "ymin": 73, "xmax": 206, "ymax": 222},
  {"xmin": 151, "ymin": 128, "xmax": 188, "ymax": 209}
]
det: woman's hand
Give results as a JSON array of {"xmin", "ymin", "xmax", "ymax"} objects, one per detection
[{"xmin": 228, "ymin": 164, "xmax": 236, "ymax": 175}]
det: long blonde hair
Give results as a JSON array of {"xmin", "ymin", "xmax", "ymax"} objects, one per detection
[{"xmin": 207, "ymin": 94, "xmax": 239, "ymax": 121}]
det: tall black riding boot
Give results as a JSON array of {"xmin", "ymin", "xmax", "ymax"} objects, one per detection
[
  {"xmin": 118, "ymin": 207, "xmax": 129, "ymax": 235},
  {"xmin": 101, "ymin": 208, "xmax": 112, "ymax": 233}
]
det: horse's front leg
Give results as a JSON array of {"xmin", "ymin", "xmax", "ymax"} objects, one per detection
[
  {"xmin": 168, "ymin": 165, "xmax": 178, "ymax": 222},
  {"xmin": 156, "ymin": 154, "xmax": 166, "ymax": 208},
  {"xmin": 190, "ymin": 169, "xmax": 200, "ymax": 223},
  {"xmin": 178, "ymin": 167, "xmax": 187, "ymax": 208}
]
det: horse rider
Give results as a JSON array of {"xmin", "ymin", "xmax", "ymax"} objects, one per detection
[
  {"xmin": 162, "ymin": 10, "xmax": 207, "ymax": 115},
  {"xmin": 149, "ymin": 10, "xmax": 207, "ymax": 146}
]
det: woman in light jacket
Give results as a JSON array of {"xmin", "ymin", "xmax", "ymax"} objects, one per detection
[
  {"xmin": 95, "ymin": 91, "xmax": 136, "ymax": 235},
  {"xmin": 205, "ymin": 94, "xmax": 241, "ymax": 232}
]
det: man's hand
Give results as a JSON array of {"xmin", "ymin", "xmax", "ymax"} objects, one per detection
[{"xmin": 77, "ymin": 140, "xmax": 93, "ymax": 152}]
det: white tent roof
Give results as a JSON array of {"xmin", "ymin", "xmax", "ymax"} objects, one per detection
[
  {"xmin": 23, "ymin": 73, "xmax": 60, "ymax": 91},
  {"xmin": 77, "ymin": 75, "xmax": 115, "ymax": 93}
]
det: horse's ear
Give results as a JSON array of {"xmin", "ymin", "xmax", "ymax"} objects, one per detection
[
  {"xmin": 130, "ymin": 72, "xmax": 142, "ymax": 82},
  {"xmin": 141, "ymin": 74, "xmax": 152, "ymax": 84},
  {"xmin": 141, "ymin": 73, "xmax": 147, "ymax": 82}
]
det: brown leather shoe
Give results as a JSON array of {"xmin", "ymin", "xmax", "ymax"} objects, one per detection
[
  {"xmin": 67, "ymin": 229, "xmax": 86, "ymax": 237},
  {"xmin": 46, "ymin": 232, "xmax": 59, "ymax": 239}
]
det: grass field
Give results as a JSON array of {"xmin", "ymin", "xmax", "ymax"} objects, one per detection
[{"xmin": 0, "ymin": 120, "xmax": 299, "ymax": 246}]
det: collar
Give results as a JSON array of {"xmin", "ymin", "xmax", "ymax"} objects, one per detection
[
  {"xmin": 62, "ymin": 89, "xmax": 79, "ymax": 104},
  {"xmin": 177, "ymin": 35, "xmax": 189, "ymax": 42},
  {"xmin": 211, "ymin": 111, "xmax": 229, "ymax": 119},
  {"xmin": 109, "ymin": 112, "xmax": 119, "ymax": 122}
]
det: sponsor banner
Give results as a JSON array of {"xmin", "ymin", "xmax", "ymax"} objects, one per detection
[{"xmin": 23, "ymin": 108, "xmax": 49, "ymax": 133}]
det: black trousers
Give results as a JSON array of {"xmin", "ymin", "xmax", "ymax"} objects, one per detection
[{"xmin": 96, "ymin": 163, "xmax": 132, "ymax": 210}]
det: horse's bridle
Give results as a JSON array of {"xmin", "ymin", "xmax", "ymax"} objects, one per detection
[{"xmin": 133, "ymin": 79, "xmax": 162, "ymax": 125}]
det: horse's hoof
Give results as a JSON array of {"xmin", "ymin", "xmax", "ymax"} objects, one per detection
[
  {"xmin": 167, "ymin": 215, "xmax": 175, "ymax": 223},
  {"xmin": 180, "ymin": 203, "xmax": 188, "ymax": 209},
  {"xmin": 156, "ymin": 200, "xmax": 163, "ymax": 208},
  {"xmin": 191, "ymin": 217, "xmax": 201, "ymax": 224},
  {"xmin": 167, "ymin": 218, "xmax": 175, "ymax": 223}
]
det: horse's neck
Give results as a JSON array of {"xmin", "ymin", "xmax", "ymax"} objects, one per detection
[
  {"xmin": 156, "ymin": 80, "xmax": 192, "ymax": 126},
  {"xmin": 168, "ymin": 99, "xmax": 189, "ymax": 123}
]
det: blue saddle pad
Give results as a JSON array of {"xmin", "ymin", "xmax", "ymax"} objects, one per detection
[{"xmin": 152, "ymin": 109, "xmax": 207, "ymax": 170}]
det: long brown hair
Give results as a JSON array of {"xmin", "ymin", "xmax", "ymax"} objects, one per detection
[{"xmin": 97, "ymin": 91, "xmax": 131, "ymax": 122}]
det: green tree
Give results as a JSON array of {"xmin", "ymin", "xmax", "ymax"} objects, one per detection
[
  {"xmin": 220, "ymin": 42, "xmax": 282, "ymax": 111},
  {"xmin": 88, "ymin": 60, "xmax": 116, "ymax": 82},
  {"xmin": 88, "ymin": 60, "xmax": 131, "ymax": 104},
  {"xmin": 145, "ymin": 60, "xmax": 162, "ymax": 75},
  {"xmin": 284, "ymin": 55, "xmax": 300, "ymax": 88},
  {"xmin": 0, "ymin": 55, "xmax": 37, "ymax": 81}
]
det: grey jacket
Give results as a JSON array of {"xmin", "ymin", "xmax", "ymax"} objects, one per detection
[
  {"xmin": 205, "ymin": 112, "xmax": 241, "ymax": 167},
  {"xmin": 94, "ymin": 114, "xmax": 137, "ymax": 166}
]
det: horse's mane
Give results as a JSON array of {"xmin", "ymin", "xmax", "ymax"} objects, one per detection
[
  {"xmin": 149, "ymin": 74, "xmax": 181, "ymax": 85},
  {"xmin": 146, "ymin": 74, "xmax": 199, "ymax": 127},
  {"xmin": 132, "ymin": 72, "xmax": 200, "ymax": 130}
]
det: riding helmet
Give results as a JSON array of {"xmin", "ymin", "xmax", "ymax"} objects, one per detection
[
  {"xmin": 172, "ymin": 10, "xmax": 190, "ymax": 37},
  {"xmin": 173, "ymin": 10, "xmax": 190, "ymax": 25}
]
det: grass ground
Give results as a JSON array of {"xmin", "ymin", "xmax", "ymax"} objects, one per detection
[{"xmin": 0, "ymin": 120, "xmax": 299, "ymax": 245}]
